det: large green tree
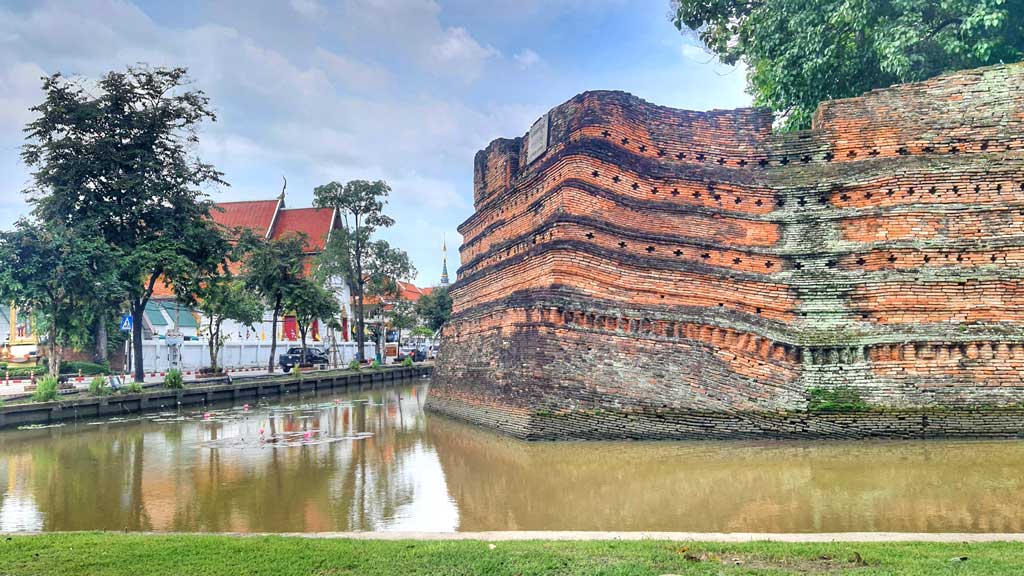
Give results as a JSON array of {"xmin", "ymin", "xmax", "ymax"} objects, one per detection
[
  {"xmin": 0, "ymin": 220, "xmax": 122, "ymax": 377},
  {"xmin": 21, "ymin": 65, "xmax": 228, "ymax": 381},
  {"xmin": 672, "ymin": 0, "xmax": 1024, "ymax": 129},
  {"xmin": 240, "ymin": 231, "xmax": 307, "ymax": 372},
  {"xmin": 283, "ymin": 277, "xmax": 340, "ymax": 365},
  {"xmin": 184, "ymin": 271, "xmax": 264, "ymax": 374},
  {"xmin": 414, "ymin": 285, "xmax": 452, "ymax": 333},
  {"xmin": 314, "ymin": 180, "xmax": 415, "ymax": 361}
]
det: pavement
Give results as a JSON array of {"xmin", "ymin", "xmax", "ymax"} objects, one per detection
[{"xmin": 7, "ymin": 531, "xmax": 1024, "ymax": 542}]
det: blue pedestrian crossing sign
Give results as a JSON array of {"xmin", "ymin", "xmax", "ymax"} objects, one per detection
[{"xmin": 119, "ymin": 314, "xmax": 133, "ymax": 332}]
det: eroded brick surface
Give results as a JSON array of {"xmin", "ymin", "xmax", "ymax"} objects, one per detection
[{"xmin": 429, "ymin": 64, "xmax": 1024, "ymax": 439}]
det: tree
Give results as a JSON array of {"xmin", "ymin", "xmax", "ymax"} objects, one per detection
[
  {"xmin": 415, "ymin": 285, "xmax": 452, "ymax": 332},
  {"xmin": 284, "ymin": 278, "xmax": 340, "ymax": 362},
  {"xmin": 0, "ymin": 220, "xmax": 121, "ymax": 377},
  {"xmin": 190, "ymin": 273, "xmax": 263, "ymax": 374},
  {"xmin": 240, "ymin": 231, "xmax": 307, "ymax": 373},
  {"xmin": 314, "ymin": 180, "xmax": 405, "ymax": 361},
  {"xmin": 387, "ymin": 298, "xmax": 417, "ymax": 350},
  {"xmin": 21, "ymin": 65, "xmax": 228, "ymax": 381},
  {"xmin": 672, "ymin": 0, "xmax": 1024, "ymax": 130}
]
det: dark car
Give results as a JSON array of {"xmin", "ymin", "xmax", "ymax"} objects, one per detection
[
  {"xmin": 278, "ymin": 347, "xmax": 329, "ymax": 372},
  {"xmin": 397, "ymin": 347, "xmax": 428, "ymax": 362}
]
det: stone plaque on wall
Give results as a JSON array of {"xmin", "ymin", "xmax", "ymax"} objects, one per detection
[{"xmin": 526, "ymin": 112, "xmax": 549, "ymax": 165}]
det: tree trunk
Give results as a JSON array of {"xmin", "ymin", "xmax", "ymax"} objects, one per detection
[
  {"xmin": 132, "ymin": 300, "xmax": 145, "ymax": 382},
  {"xmin": 356, "ymin": 286, "xmax": 365, "ymax": 362},
  {"xmin": 94, "ymin": 316, "xmax": 108, "ymax": 363},
  {"xmin": 48, "ymin": 324, "xmax": 60, "ymax": 378},
  {"xmin": 267, "ymin": 298, "xmax": 280, "ymax": 373},
  {"xmin": 209, "ymin": 320, "xmax": 219, "ymax": 373},
  {"xmin": 299, "ymin": 326, "xmax": 308, "ymax": 364}
]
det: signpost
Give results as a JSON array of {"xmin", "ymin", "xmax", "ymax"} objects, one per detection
[{"xmin": 120, "ymin": 314, "xmax": 133, "ymax": 383}]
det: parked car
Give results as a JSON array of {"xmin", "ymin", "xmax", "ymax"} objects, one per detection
[
  {"xmin": 397, "ymin": 347, "xmax": 427, "ymax": 362},
  {"xmin": 278, "ymin": 347, "xmax": 329, "ymax": 372}
]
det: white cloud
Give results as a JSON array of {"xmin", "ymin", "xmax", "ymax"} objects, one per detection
[
  {"xmin": 680, "ymin": 42, "xmax": 710, "ymax": 63},
  {"xmin": 290, "ymin": 0, "xmax": 325, "ymax": 18},
  {"xmin": 513, "ymin": 48, "xmax": 541, "ymax": 70},
  {"xmin": 428, "ymin": 27, "xmax": 498, "ymax": 81}
]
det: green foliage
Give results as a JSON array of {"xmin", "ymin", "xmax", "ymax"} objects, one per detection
[
  {"xmin": 240, "ymin": 231, "xmax": 307, "ymax": 372},
  {"xmin": 88, "ymin": 376, "xmax": 110, "ymax": 397},
  {"xmin": 21, "ymin": 65, "xmax": 229, "ymax": 381},
  {"xmin": 32, "ymin": 376, "xmax": 59, "ymax": 402},
  {"xmin": 402, "ymin": 357, "xmax": 414, "ymax": 367},
  {"xmin": 284, "ymin": 277, "xmax": 340, "ymax": 358},
  {"xmin": 347, "ymin": 359, "xmax": 361, "ymax": 371},
  {"xmin": 410, "ymin": 325, "xmax": 434, "ymax": 338},
  {"xmin": 314, "ymin": 179, "xmax": 415, "ymax": 361},
  {"xmin": 123, "ymin": 381, "xmax": 143, "ymax": 394},
  {"xmin": 0, "ymin": 220, "xmax": 122, "ymax": 377},
  {"xmin": 0, "ymin": 365, "xmax": 45, "ymax": 378},
  {"xmin": 806, "ymin": 386, "xmax": 870, "ymax": 412},
  {"xmin": 370, "ymin": 359, "xmax": 381, "ymax": 370},
  {"xmin": 291, "ymin": 365, "xmax": 303, "ymax": 379},
  {"xmin": 188, "ymin": 268, "xmax": 264, "ymax": 373},
  {"xmin": 672, "ymin": 0, "xmax": 1024, "ymax": 130},
  {"xmin": 164, "ymin": 369, "xmax": 184, "ymax": 390},
  {"xmin": 415, "ymin": 285, "xmax": 451, "ymax": 332},
  {"xmin": 61, "ymin": 361, "xmax": 110, "ymax": 376}
]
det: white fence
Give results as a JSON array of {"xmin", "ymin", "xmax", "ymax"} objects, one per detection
[{"xmin": 140, "ymin": 340, "xmax": 378, "ymax": 373}]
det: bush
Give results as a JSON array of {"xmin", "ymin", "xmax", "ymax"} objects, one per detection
[
  {"xmin": 60, "ymin": 361, "xmax": 110, "ymax": 376},
  {"xmin": 164, "ymin": 369, "xmax": 184, "ymax": 389},
  {"xmin": 807, "ymin": 386, "xmax": 870, "ymax": 412},
  {"xmin": 347, "ymin": 360, "xmax": 361, "ymax": 371},
  {"xmin": 291, "ymin": 365, "xmax": 303, "ymax": 379},
  {"xmin": 402, "ymin": 357, "xmax": 413, "ymax": 367},
  {"xmin": 1, "ymin": 365, "xmax": 45, "ymax": 379},
  {"xmin": 370, "ymin": 359, "xmax": 381, "ymax": 370},
  {"xmin": 124, "ymin": 381, "xmax": 143, "ymax": 394},
  {"xmin": 88, "ymin": 376, "xmax": 111, "ymax": 396},
  {"xmin": 32, "ymin": 376, "xmax": 59, "ymax": 402}
]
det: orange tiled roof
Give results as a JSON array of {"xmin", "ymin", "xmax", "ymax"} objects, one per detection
[
  {"xmin": 210, "ymin": 200, "xmax": 279, "ymax": 236},
  {"xmin": 271, "ymin": 207, "xmax": 336, "ymax": 252}
]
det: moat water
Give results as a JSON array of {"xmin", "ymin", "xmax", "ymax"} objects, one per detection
[{"xmin": 1, "ymin": 378, "xmax": 1022, "ymax": 533}]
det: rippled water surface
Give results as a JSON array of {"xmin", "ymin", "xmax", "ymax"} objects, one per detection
[{"xmin": 2, "ymin": 378, "xmax": 1024, "ymax": 533}]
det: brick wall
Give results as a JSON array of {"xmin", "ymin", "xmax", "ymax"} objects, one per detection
[{"xmin": 429, "ymin": 63, "xmax": 1024, "ymax": 439}]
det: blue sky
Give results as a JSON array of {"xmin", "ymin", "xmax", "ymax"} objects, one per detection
[{"xmin": 0, "ymin": 0, "xmax": 749, "ymax": 286}]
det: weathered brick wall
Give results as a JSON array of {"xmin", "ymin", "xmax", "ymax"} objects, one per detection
[{"xmin": 429, "ymin": 63, "xmax": 1024, "ymax": 439}]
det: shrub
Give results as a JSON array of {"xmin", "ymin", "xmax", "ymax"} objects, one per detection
[
  {"xmin": 2, "ymin": 366, "xmax": 45, "ymax": 379},
  {"xmin": 88, "ymin": 376, "xmax": 111, "ymax": 396},
  {"xmin": 347, "ymin": 360, "xmax": 361, "ymax": 371},
  {"xmin": 291, "ymin": 365, "xmax": 303, "ymax": 379},
  {"xmin": 60, "ymin": 361, "xmax": 110, "ymax": 376},
  {"xmin": 124, "ymin": 381, "xmax": 143, "ymax": 394},
  {"xmin": 370, "ymin": 359, "xmax": 381, "ymax": 370},
  {"xmin": 402, "ymin": 357, "xmax": 413, "ymax": 367},
  {"xmin": 32, "ymin": 376, "xmax": 59, "ymax": 402},
  {"xmin": 164, "ymin": 369, "xmax": 184, "ymax": 389},
  {"xmin": 807, "ymin": 386, "xmax": 870, "ymax": 412}
]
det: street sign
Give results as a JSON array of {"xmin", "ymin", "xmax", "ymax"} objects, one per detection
[{"xmin": 119, "ymin": 314, "xmax": 133, "ymax": 332}]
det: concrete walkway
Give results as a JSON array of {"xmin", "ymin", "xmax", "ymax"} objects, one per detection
[{"xmin": 11, "ymin": 531, "xmax": 1024, "ymax": 543}]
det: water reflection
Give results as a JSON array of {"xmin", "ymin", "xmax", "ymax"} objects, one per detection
[{"xmin": 1, "ymin": 379, "xmax": 1024, "ymax": 533}]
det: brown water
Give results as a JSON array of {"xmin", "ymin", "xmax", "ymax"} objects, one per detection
[{"xmin": 2, "ymin": 379, "xmax": 1024, "ymax": 533}]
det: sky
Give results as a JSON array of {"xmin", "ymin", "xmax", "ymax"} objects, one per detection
[{"xmin": 0, "ymin": 0, "xmax": 750, "ymax": 287}]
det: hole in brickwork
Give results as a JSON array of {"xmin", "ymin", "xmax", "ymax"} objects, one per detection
[
  {"xmin": 612, "ymin": 175, "xmax": 620, "ymax": 183},
  {"xmin": 847, "ymin": 150, "xmax": 857, "ymax": 158},
  {"xmin": 659, "ymin": 294, "xmax": 665, "ymax": 299},
  {"xmin": 717, "ymin": 157, "xmax": 727, "ymax": 165},
  {"xmin": 646, "ymin": 246, "xmax": 655, "ymax": 253},
  {"xmin": 585, "ymin": 232, "xmax": 594, "ymax": 239},
  {"xmin": 631, "ymin": 182, "xmax": 640, "ymax": 190},
  {"xmin": 840, "ymin": 193, "xmax": 851, "ymax": 202},
  {"xmin": 952, "ymin": 185, "xmax": 959, "ymax": 195},
  {"xmin": 775, "ymin": 195, "xmax": 786, "ymax": 207},
  {"xmin": 671, "ymin": 188, "xmax": 679, "ymax": 196},
  {"xmin": 651, "ymin": 187, "xmax": 658, "ymax": 195},
  {"xmin": 905, "ymin": 188, "xmax": 914, "ymax": 197},
  {"xmin": 618, "ymin": 241, "xmax": 627, "ymax": 248},
  {"xmin": 949, "ymin": 146, "xmax": 960, "ymax": 154},
  {"xmin": 868, "ymin": 149, "xmax": 880, "ymax": 157},
  {"xmin": 676, "ymin": 152, "xmax": 686, "ymax": 160},
  {"xmin": 856, "ymin": 257, "xmax": 866, "ymax": 265},
  {"xmin": 818, "ymin": 196, "xmax": 828, "ymax": 205},
  {"xmin": 673, "ymin": 249, "xmax": 683, "ymax": 256},
  {"xmin": 981, "ymin": 141, "xmax": 989, "ymax": 151},
  {"xmin": 956, "ymin": 254, "xmax": 964, "ymax": 262},
  {"xmin": 601, "ymin": 130, "xmax": 611, "ymax": 137},
  {"xmin": 658, "ymin": 149, "xmax": 666, "ymax": 157},
  {"xmin": 738, "ymin": 159, "xmax": 748, "ymax": 166},
  {"xmin": 701, "ymin": 253, "xmax": 711, "ymax": 260},
  {"xmin": 621, "ymin": 137, "xmax": 629, "ymax": 145},
  {"xmin": 924, "ymin": 255, "xmax": 931, "ymax": 263},
  {"xmin": 826, "ymin": 259, "xmax": 837, "ymax": 268},
  {"xmin": 696, "ymin": 153, "xmax": 706, "ymax": 161},
  {"xmin": 923, "ymin": 146, "xmax": 934, "ymax": 153},
  {"xmin": 864, "ymin": 191, "xmax": 873, "ymax": 199},
  {"xmin": 824, "ymin": 151, "xmax": 835, "ymax": 161},
  {"xmin": 897, "ymin": 146, "xmax": 909, "ymax": 155},
  {"xmin": 591, "ymin": 170, "xmax": 600, "ymax": 178},
  {"xmin": 797, "ymin": 197, "xmax": 807, "ymax": 207},
  {"xmin": 794, "ymin": 262, "xmax": 804, "ymax": 270},
  {"xmin": 765, "ymin": 260, "xmax": 773, "ymax": 269},
  {"xmin": 718, "ymin": 303, "xmax": 724, "ymax": 307},
  {"xmin": 779, "ymin": 157, "xmax": 790, "ymax": 165},
  {"xmin": 886, "ymin": 189, "xmax": 894, "ymax": 197},
  {"xmin": 734, "ymin": 197, "xmax": 742, "ymax": 204},
  {"xmin": 758, "ymin": 159, "xmax": 769, "ymax": 167},
  {"xmin": 887, "ymin": 254, "xmax": 897, "ymax": 263},
  {"xmin": 991, "ymin": 254, "xmax": 998, "ymax": 263},
  {"xmin": 801, "ymin": 155, "xmax": 812, "ymax": 163},
  {"xmin": 997, "ymin": 183, "xmax": 1004, "ymax": 192},
  {"xmin": 756, "ymin": 307, "xmax": 762, "ymax": 314},
  {"xmin": 755, "ymin": 198, "xmax": 763, "ymax": 206},
  {"xmin": 732, "ymin": 257, "xmax": 742, "ymax": 264},
  {"xmin": 692, "ymin": 191, "xmax": 701, "ymax": 198},
  {"xmin": 639, "ymin": 145, "xmax": 647, "ymax": 152},
  {"xmin": 974, "ymin": 184, "xmax": 981, "ymax": 193},
  {"xmin": 712, "ymin": 193, "xmax": 722, "ymax": 201}
]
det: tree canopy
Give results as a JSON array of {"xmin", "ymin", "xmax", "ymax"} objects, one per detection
[
  {"xmin": 415, "ymin": 285, "xmax": 451, "ymax": 333},
  {"xmin": 284, "ymin": 277, "xmax": 340, "ymax": 359},
  {"xmin": 240, "ymin": 231, "xmax": 308, "ymax": 372},
  {"xmin": 672, "ymin": 0, "xmax": 1024, "ymax": 129}
]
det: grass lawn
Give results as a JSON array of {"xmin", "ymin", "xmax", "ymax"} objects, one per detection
[{"xmin": 0, "ymin": 533, "xmax": 1021, "ymax": 575}]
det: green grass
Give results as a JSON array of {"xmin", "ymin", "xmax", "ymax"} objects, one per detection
[{"xmin": 0, "ymin": 533, "xmax": 1020, "ymax": 575}]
